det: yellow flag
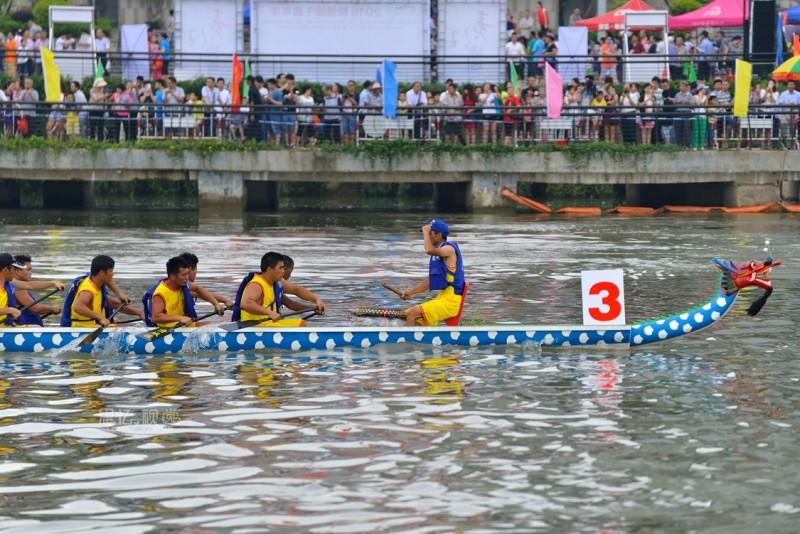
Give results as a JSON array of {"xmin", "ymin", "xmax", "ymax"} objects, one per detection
[
  {"xmin": 40, "ymin": 47, "xmax": 62, "ymax": 102},
  {"xmin": 733, "ymin": 59, "xmax": 752, "ymax": 119}
]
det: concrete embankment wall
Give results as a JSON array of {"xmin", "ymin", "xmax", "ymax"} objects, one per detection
[{"xmin": 0, "ymin": 148, "xmax": 798, "ymax": 210}]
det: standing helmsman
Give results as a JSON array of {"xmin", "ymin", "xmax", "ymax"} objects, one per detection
[{"xmin": 400, "ymin": 219, "xmax": 466, "ymax": 326}]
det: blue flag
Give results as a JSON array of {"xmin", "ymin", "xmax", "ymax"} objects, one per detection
[
  {"xmin": 381, "ymin": 59, "xmax": 397, "ymax": 119},
  {"xmin": 776, "ymin": 13, "xmax": 784, "ymax": 67}
]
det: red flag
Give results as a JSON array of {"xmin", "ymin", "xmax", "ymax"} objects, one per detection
[
  {"xmin": 793, "ymin": 33, "xmax": 800, "ymax": 57},
  {"xmin": 231, "ymin": 53, "xmax": 243, "ymax": 111}
]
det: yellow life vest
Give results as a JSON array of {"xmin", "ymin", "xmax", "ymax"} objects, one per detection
[
  {"xmin": 0, "ymin": 283, "xmax": 8, "ymax": 324},
  {"xmin": 240, "ymin": 275, "xmax": 279, "ymax": 322},
  {"xmin": 70, "ymin": 277, "xmax": 105, "ymax": 327},
  {"xmin": 152, "ymin": 280, "xmax": 187, "ymax": 328},
  {"xmin": 240, "ymin": 276, "xmax": 303, "ymax": 327}
]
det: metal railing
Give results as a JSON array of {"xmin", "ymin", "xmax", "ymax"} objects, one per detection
[
  {"xmin": 3, "ymin": 50, "xmax": 770, "ymax": 83},
  {"xmin": 3, "ymin": 101, "xmax": 798, "ymax": 151}
]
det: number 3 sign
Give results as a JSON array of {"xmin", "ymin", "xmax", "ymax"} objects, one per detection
[{"xmin": 581, "ymin": 269, "xmax": 626, "ymax": 326}]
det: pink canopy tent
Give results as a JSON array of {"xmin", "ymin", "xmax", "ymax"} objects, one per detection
[
  {"xmin": 575, "ymin": 0, "xmax": 656, "ymax": 31},
  {"xmin": 669, "ymin": 0, "xmax": 749, "ymax": 30}
]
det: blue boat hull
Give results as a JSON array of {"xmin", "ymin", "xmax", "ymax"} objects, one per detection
[{"xmin": 0, "ymin": 288, "xmax": 737, "ymax": 355}]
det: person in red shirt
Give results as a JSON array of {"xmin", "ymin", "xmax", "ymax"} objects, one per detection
[
  {"xmin": 536, "ymin": 2, "xmax": 549, "ymax": 31},
  {"xmin": 462, "ymin": 84, "xmax": 477, "ymax": 145},
  {"xmin": 503, "ymin": 83, "xmax": 521, "ymax": 145}
]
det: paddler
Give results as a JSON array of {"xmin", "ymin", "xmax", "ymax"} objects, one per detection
[
  {"xmin": 0, "ymin": 253, "xmax": 65, "ymax": 326},
  {"xmin": 61, "ymin": 255, "xmax": 144, "ymax": 327},
  {"xmin": 232, "ymin": 252, "xmax": 325, "ymax": 327},
  {"xmin": 11, "ymin": 255, "xmax": 62, "ymax": 325},
  {"xmin": 178, "ymin": 252, "xmax": 234, "ymax": 308},
  {"xmin": 142, "ymin": 256, "xmax": 225, "ymax": 328},
  {"xmin": 279, "ymin": 254, "xmax": 326, "ymax": 314},
  {"xmin": 400, "ymin": 219, "xmax": 466, "ymax": 326}
]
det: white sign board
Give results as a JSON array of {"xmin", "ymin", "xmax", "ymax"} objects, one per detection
[
  {"xmin": 623, "ymin": 11, "xmax": 669, "ymax": 83},
  {"xmin": 251, "ymin": 0, "xmax": 428, "ymax": 82},
  {"xmin": 581, "ymin": 269, "xmax": 626, "ymax": 326},
  {"xmin": 121, "ymin": 24, "xmax": 149, "ymax": 81},
  {"xmin": 557, "ymin": 26, "xmax": 588, "ymax": 82},
  {"xmin": 175, "ymin": 0, "xmax": 242, "ymax": 80},
  {"xmin": 439, "ymin": 1, "xmax": 504, "ymax": 83}
]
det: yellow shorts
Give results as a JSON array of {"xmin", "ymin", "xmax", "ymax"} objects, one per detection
[
  {"xmin": 419, "ymin": 287, "xmax": 462, "ymax": 326},
  {"xmin": 255, "ymin": 318, "xmax": 305, "ymax": 328}
]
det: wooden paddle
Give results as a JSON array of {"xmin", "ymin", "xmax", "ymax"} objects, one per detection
[
  {"xmin": 137, "ymin": 307, "xmax": 225, "ymax": 342},
  {"xmin": 353, "ymin": 306, "xmax": 406, "ymax": 319},
  {"xmin": 79, "ymin": 302, "xmax": 127, "ymax": 347},
  {"xmin": 218, "ymin": 307, "xmax": 317, "ymax": 332},
  {"xmin": 381, "ymin": 281, "xmax": 405, "ymax": 298}
]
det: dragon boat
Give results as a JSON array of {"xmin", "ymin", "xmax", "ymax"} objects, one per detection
[{"xmin": 0, "ymin": 258, "xmax": 779, "ymax": 355}]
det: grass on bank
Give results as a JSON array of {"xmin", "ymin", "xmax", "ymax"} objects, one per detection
[{"xmin": 0, "ymin": 136, "xmax": 683, "ymax": 161}]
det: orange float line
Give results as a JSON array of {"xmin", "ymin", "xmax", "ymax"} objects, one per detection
[
  {"xmin": 605, "ymin": 206, "xmax": 663, "ymax": 216},
  {"xmin": 719, "ymin": 202, "xmax": 783, "ymax": 214},
  {"xmin": 556, "ymin": 207, "xmax": 603, "ymax": 216},
  {"xmin": 500, "ymin": 187, "xmax": 553, "ymax": 214},
  {"xmin": 662, "ymin": 205, "xmax": 718, "ymax": 213},
  {"xmin": 780, "ymin": 201, "xmax": 800, "ymax": 213}
]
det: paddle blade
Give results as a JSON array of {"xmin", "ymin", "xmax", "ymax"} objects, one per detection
[
  {"xmin": 137, "ymin": 328, "xmax": 170, "ymax": 341},
  {"xmin": 746, "ymin": 288, "xmax": 772, "ymax": 317},
  {"xmin": 79, "ymin": 327, "xmax": 104, "ymax": 347}
]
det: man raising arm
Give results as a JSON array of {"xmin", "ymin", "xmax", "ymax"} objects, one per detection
[{"xmin": 401, "ymin": 219, "xmax": 466, "ymax": 327}]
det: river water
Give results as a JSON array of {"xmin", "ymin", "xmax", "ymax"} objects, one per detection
[{"xmin": 0, "ymin": 210, "xmax": 797, "ymax": 532}]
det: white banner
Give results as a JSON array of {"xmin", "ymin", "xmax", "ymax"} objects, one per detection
[
  {"xmin": 439, "ymin": 1, "xmax": 504, "ymax": 83},
  {"xmin": 120, "ymin": 24, "xmax": 149, "ymax": 81},
  {"xmin": 623, "ymin": 11, "xmax": 669, "ymax": 83},
  {"xmin": 251, "ymin": 0, "xmax": 428, "ymax": 82},
  {"xmin": 557, "ymin": 26, "xmax": 587, "ymax": 81},
  {"xmin": 175, "ymin": 0, "xmax": 241, "ymax": 80}
]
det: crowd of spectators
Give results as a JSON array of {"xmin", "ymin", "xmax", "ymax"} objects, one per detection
[
  {"xmin": 0, "ymin": 15, "xmax": 798, "ymax": 150},
  {"xmin": 503, "ymin": 24, "xmax": 745, "ymax": 86},
  {"xmin": 4, "ymin": 68, "xmax": 800, "ymax": 150}
]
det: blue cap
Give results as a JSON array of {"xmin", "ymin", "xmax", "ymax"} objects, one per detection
[{"xmin": 429, "ymin": 219, "xmax": 449, "ymax": 237}]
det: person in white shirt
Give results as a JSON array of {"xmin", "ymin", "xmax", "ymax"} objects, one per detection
[
  {"xmin": 17, "ymin": 31, "xmax": 33, "ymax": 77},
  {"xmin": 619, "ymin": 83, "xmax": 640, "ymax": 144},
  {"xmin": 33, "ymin": 31, "xmax": 44, "ymax": 75},
  {"xmin": 406, "ymin": 81, "xmax": 428, "ymax": 139},
  {"xmin": 55, "ymin": 33, "xmax": 71, "ymax": 51},
  {"xmin": 505, "ymin": 32, "xmax": 526, "ymax": 81},
  {"xmin": 95, "ymin": 29, "xmax": 110, "ymax": 74},
  {"xmin": 214, "ymin": 77, "xmax": 231, "ymax": 138},
  {"xmin": 518, "ymin": 10, "xmax": 534, "ymax": 40},
  {"xmin": 200, "ymin": 76, "xmax": 219, "ymax": 137},
  {"xmin": 70, "ymin": 80, "xmax": 88, "ymax": 138}
]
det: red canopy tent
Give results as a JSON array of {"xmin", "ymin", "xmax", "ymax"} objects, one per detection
[
  {"xmin": 576, "ymin": 0, "xmax": 656, "ymax": 31},
  {"xmin": 669, "ymin": 0, "xmax": 749, "ymax": 30}
]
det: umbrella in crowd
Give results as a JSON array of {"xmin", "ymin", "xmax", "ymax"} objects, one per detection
[{"xmin": 772, "ymin": 54, "xmax": 800, "ymax": 80}]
